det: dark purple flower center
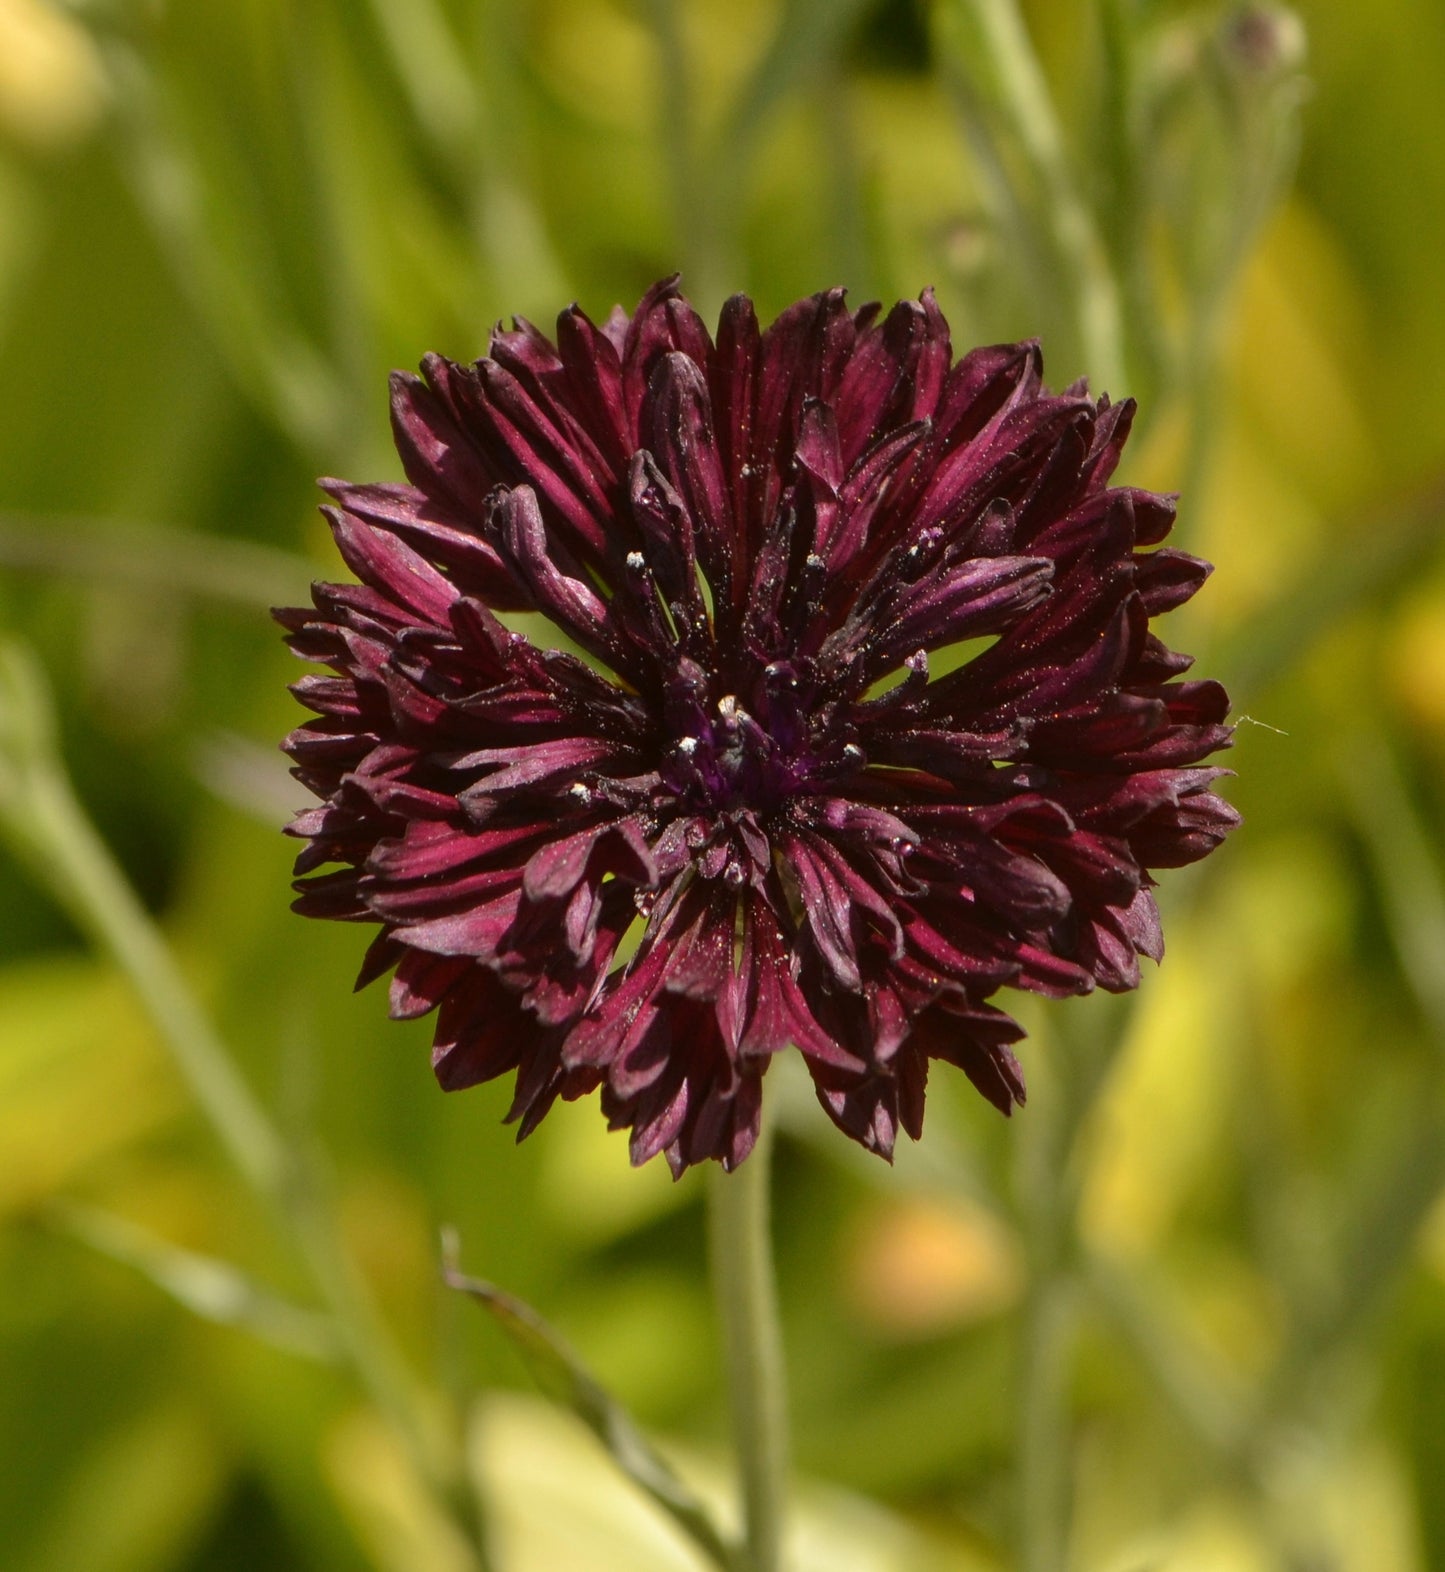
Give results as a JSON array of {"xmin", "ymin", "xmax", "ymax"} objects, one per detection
[{"xmin": 659, "ymin": 657, "xmax": 856, "ymax": 820}]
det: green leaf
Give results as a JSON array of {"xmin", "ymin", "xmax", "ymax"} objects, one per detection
[
  {"xmin": 442, "ymin": 1238, "xmax": 741, "ymax": 1572},
  {"xmin": 51, "ymin": 1201, "xmax": 341, "ymax": 1363},
  {"xmin": 0, "ymin": 511, "xmax": 312, "ymax": 610},
  {"xmin": 1223, "ymin": 494, "xmax": 1444, "ymax": 702},
  {"xmin": 1336, "ymin": 728, "xmax": 1445, "ymax": 1040}
]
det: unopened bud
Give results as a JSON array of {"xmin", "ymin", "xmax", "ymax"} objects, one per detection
[{"xmin": 1222, "ymin": 5, "xmax": 1306, "ymax": 77}]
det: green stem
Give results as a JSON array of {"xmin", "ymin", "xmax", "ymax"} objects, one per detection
[
  {"xmin": 708, "ymin": 1118, "xmax": 788, "ymax": 1572},
  {"xmin": 1096, "ymin": 0, "xmax": 1162, "ymax": 408},
  {"xmin": 819, "ymin": 66, "xmax": 872, "ymax": 296},
  {"xmin": 951, "ymin": 0, "xmax": 1126, "ymax": 391},
  {"xmin": 1019, "ymin": 1270, "xmax": 1074, "ymax": 1572},
  {"xmin": 1015, "ymin": 1043, "xmax": 1080, "ymax": 1572},
  {"xmin": 0, "ymin": 512, "xmax": 311, "ymax": 610}
]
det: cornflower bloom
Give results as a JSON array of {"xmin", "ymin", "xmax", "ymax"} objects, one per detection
[{"xmin": 280, "ymin": 279, "xmax": 1237, "ymax": 1175}]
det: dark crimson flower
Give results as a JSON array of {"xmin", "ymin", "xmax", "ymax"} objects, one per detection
[{"xmin": 279, "ymin": 279, "xmax": 1238, "ymax": 1175}]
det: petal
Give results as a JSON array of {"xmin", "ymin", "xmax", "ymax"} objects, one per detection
[
  {"xmin": 621, "ymin": 276, "xmax": 715, "ymax": 436},
  {"xmin": 390, "ymin": 365, "xmax": 501, "ymax": 511},
  {"xmin": 555, "ymin": 303, "xmax": 630, "ymax": 462},
  {"xmin": 320, "ymin": 480, "xmax": 521, "ymax": 605},
  {"xmin": 862, "ymin": 555, "xmax": 1055, "ymax": 677},
  {"xmin": 832, "ymin": 288, "xmax": 951, "ymax": 465},
  {"xmin": 482, "ymin": 486, "xmax": 630, "ymax": 673},
  {"xmin": 456, "ymin": 736, "xmax": 626, "ymax": 804},
  {"xmin": 323, "ymin": 507, "xmax": 458, "ymax": 627},
  {"xmin": 641, "ymin": 351, "xmax": 736, "ymax": 612},
  {"xmin": 1133, "ymin": 548, "xmax": 1213, "ymax": 614},
  {"xmin": 710, "ymin": 293, "xmax": 763, "ymax": 559},
  {"xmin": 390, "ymin": 949, "xmax": 472, "ymax": 1020},
  {"xmin": 522, "ymin": 815, "xmax": 658, "ymax": 901}
]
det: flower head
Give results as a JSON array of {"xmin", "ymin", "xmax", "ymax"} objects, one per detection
[{"xmin": 279, "ymin": 279, "xmax": 1238, "ymax": 1174}]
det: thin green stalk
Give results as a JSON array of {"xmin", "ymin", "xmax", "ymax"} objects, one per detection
[
  {"xmin": 820, "ymin": 68, "xmax": 871, "ymax": 295},
  {"xmin": 1016, "ymin": 1061, "xmax": 1075, "ymax": 1572},
  {"xmin": 1019, "ymin": 1271, "xmax": 1073, "ymax": 1572},
  {"xmin": 1095, "ymin": 0, "xmax": 1138, "ymax": 259},
  {"xmin": 708, "ymin": 1118, "xmax": 788, "ymax": 1572},
  {"xmin": 954, "ymin": 0, "xmax": 1126, "ymax": 392},
  {"xmin": 1012, "ymin": 1000, "xmax": 1130, "ymax": 1572},
  {"xmin": 1337, "ymin": 731, "xmax": 1445, "ymax": 1042},
  {"xmin": 1096, "ymin": 0, "xmax": 1162, "ymax": 405},
  {"xmin": 1086, "ymin": 1253, "xmax": 1246, "ymax": 1463},
  {"xmin": 1178, "ymin": 322, "xmax": 1224, "ymax": 556},
  {"xmin": 287, "ymin": 1165, "xmax": 489, "ymax": 1555}
]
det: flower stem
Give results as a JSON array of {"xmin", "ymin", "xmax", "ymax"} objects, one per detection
[
  {"xmin": 708, "ymin": 1118, "xmax": 788, "ymax": 1572},
  {"xmin": 1019, "ymin": 1268, "xmax": 1074, "ymax": 1572},
  {"xmin": 1015, "ymin": 1041, "xmax": 1080, "ymax": 1572}
]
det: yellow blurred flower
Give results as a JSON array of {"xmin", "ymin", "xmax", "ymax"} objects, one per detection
[
  {"xmin": 844, "ymin": 1194, "xmax": 1021, "ymax": 1339},
  {"xmin": 0, "ymin": 0, "xmax": 107, "ymax": 150}
]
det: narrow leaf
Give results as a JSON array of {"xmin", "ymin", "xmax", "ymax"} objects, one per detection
[
  {"xmin": 442, "ymin": 1238, "xmax": 740, "ymax": 1572},
  {"xmin": 1337, "ymin": 728, "xmax": 1445, "ymax": 1042},
  {"xmin": 0, "ymin": 511, "xmax": 312, "ymax": 609},
  {"xmin": 52, "ymin": 1201, "xmax": 341, "ymax": 1363},
  {"xmin": 1224, "ymin": 488, "xmax": 1445, "ymax": 701}
]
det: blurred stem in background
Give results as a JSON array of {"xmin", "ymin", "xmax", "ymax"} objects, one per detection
[
  {"xmin": 1015, "ymin": 994, "xmax": 1132, "ymax": 1567},
  {"xmin": 932, "ymin": 6, "xmax": 1142, "ymax": 1559},
  {"xmin": 653, "ymin": 0, "xmax": 881, "ymax": 314},
  {"xmin": 0, "ymin": 644, "xmax": 285, "ymax": 1199},
  {"xmin": 935, "ymin": 0, "xmax": 1306, "ymax": 437},
  {"xmin": 0, "ymin": 642, "xmax": 494, "ymax": 1572},
  {"xmin": 0, "ymin": 511, "xmax": 312, "ymax": 611},
  {"xmin": 1095, "ymin": 0, "xmax": 1158, "ymax": 399},
  {"xmin": 709, "ymin": 1117, "xmax": 789, "ymax": 1572},
  {"xmin": 646, "ymin": 0, "xmax": 728, "ymax": 311},
  {"xmin": 935, "ymin": 0, "xmax": 1126, "ymax": 394},
  {"xmin": 1016, "ymin": 1078, "xmax": 1075, "ymax": 1572},
  {"xmin": 1170, "ymin": 4, "xmax": 1309, "ymax": 519},
  {"xmin": 817, "ymin": 58, "xmax": 875, "ymax": 301}
]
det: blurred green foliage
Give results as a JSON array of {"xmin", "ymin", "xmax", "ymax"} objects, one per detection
[{"xmin": 1, "ymin": 0, "xmax": 1444, "ymax": 1568}]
